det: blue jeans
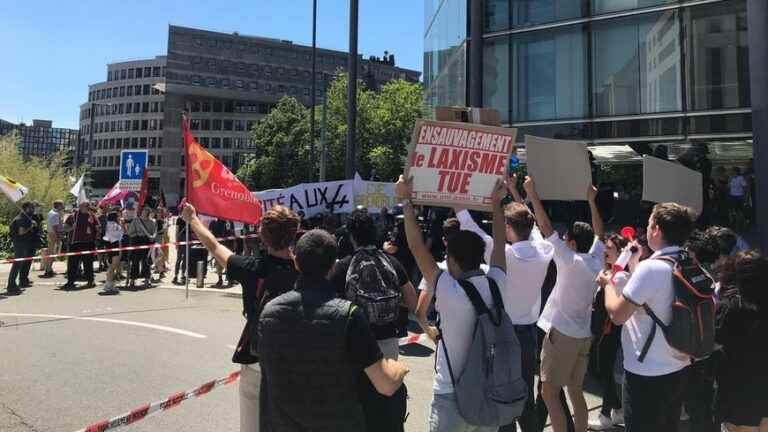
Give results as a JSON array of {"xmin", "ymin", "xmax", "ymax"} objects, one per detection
[{"xmin": 429, "ymin": 393, "xmax": 497, "ymax": 432}]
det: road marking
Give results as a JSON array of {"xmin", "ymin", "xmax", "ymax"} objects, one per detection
[{"xmin": 0, "ymin": 313, "xmax": 207, "ymax": 338}]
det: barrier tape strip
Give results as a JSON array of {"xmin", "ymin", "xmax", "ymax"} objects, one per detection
[
  {"xmin": 398, "ymin": 332, "xmax": 431, "ymax": 347},
  {"xmin": 1, "ymin": 234, "xmax": 259, "ymax": 264},
  {"xmin": 75, "ymin": 371, "xmax": 241, "ymax": 432}
]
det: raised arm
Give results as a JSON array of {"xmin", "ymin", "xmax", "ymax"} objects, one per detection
[
  {"xmin": 490, "ymin": 179, "xmax": 507, "ymax": 272},
  {"xmin": 587, "ymin": 185, "xmax": 605, "ymax": 240},
  {"xmin": 396, "ymin": 175, "xmax": 440, "ymax": 290},
  {"xmin": 507, "ymin": 173, "xmax": 523, "ymax": 204},
  {"xmin": 523, "ymin": 176, "xmax": 554, "ymax": 238},
  {"xmin": 181, "ymin": 204, "xmax": 233, "ymax": 268}
]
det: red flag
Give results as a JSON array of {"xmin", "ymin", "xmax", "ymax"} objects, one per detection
[
  {"xmin": 183, "ymin": 117, "xmax": 262, "ymax": 225},
  {"xmin": 138, "ymin": 167, "xmax": 150, "ymax": 211}
]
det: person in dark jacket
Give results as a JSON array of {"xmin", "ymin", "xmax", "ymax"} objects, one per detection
[
  {"xmin": 5, "ymin": 202, "xmax": 37, "ymax": 295},
  {"xmin": 61, "ymin": 201, "xmax": 100, "ymax": 290},
  {"xmin": 259, "ymin": 229, "xmax": 410, "ymax": 432}
]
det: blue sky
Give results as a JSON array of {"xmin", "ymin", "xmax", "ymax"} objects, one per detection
[{"xmin": 0, "ymin": 0, "xmax": 424, "ymax": 129}]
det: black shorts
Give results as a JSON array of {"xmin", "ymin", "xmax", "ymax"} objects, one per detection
[{"xmin": 105, "ymin": 241, "xmax": 121, "ymax": 259}]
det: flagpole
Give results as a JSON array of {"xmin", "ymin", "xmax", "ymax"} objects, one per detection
[
  {"xmin": 182, "ymin": 114, "xmax": 190, "ymax": 301},
  {"xmin": 185, "ymin": 218, "xmax": 189, "ymax": 300}
]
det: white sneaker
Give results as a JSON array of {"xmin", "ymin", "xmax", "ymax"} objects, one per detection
[
  {"xmin": 588, "ymin": 413, "xmax": 614, "ymax": 430},
  {"xmin": 611, "ymin": 409, "xmax": 624, "ymax": 426}
]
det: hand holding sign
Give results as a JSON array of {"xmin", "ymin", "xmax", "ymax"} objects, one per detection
[
  {"xmin": 491, "ymin": 178, "xmax": 507, "ymax": 208},
  {"xmin": 523, "ymin": 176, "xmax": 537, "ymax": 198},
  {"xmin": 395, "ymin": 175, "xmax": 414, "ymax": 203}
]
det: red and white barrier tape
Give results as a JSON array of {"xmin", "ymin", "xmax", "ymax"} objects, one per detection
[
  {"xmin": 398, "ymin": 332, "xmax": 432, "ymax": 347},
  {"xmin": 75, "ymin": 370, "xmax": 240, "ymax": 432},
  {"xmin": 1, "ymin": 234, "xmax": 259, "ymax": 264}
]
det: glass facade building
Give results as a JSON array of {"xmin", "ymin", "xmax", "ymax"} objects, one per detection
[{"xmin": 0, "ymin": 119, "xmax": 79, "ymax": 159}]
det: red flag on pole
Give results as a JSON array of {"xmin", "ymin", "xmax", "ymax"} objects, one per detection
[{"xmin": 183, "ymin": 117, "xmax": 262, "ymax": 225}]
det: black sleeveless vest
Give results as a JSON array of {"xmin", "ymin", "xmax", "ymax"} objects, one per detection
[{"xmin": 258, "ymin": 281, "xmax": 365, "ymax": 432}]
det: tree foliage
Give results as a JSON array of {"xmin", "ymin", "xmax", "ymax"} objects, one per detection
[
  {"xmin": 0, "ymin": 133, "xmax": 83, "ymax": 224},
  {"xmin": 237, "ymin": 75, "xmax": 424, "ymax": 189}
]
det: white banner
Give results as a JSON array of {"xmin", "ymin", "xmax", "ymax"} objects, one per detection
[{"xmin": 353, "ymin": 174, "xmax": 397, "ymax": 214}]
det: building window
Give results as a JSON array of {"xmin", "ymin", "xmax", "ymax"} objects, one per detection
[
  {"xmin": 151, "ymin": 102, "xmax": 158, "ymax": 112},
  {"xmin": 141, "ymin": 120, "xmax": 148, "ymax": 130},
  {"xmin": 149, "ymin": 155, "xmax": 156, "ymax": 166},
  {"xmin": 136, "ymin": 68, "xmax": 143, "ymax": 78},
  {"xmin": 126, "ymin": 103, "xmax": 132, "ymax": 114},
  {"xmin": 191, "ymin": 101, "xmax": 201, "ymax": 112},
  {"xmin": 592, "ymin": 0, "xmax": 675, "ymax": 15},
  {"xmin": 158, "ymin": 137, "xmax": 163, "ymax": 148},
  {"xmin": 127, "ymin": 86, "xmax": 133, "ymax": 96},
  {"xmin": 131, "ymin": 137, "xmax": 138, "ymax": 148},
  {"xmin": 134, "ymin": 102, "xmax": 140, "ymax": 112},
  {"xmin": 140, "ymin": 137, "xmax": 147, "ymax": 148},
  {"xmin": 121, "ymin": 69, "xmax": 127, "ymax": 80},
  {"xmin": 224, "ymin": 101, "xmax": 234, "ymax": 112},
  {"xmin": 223, "ymin": 137, "xmax": 232, "ymax": 148},
  {"xmin": 686, "ymin": 0, "xmax": 750, "ymax": 110},
  {"xmin": 119, "ymin": 86, "xmax": 125, "ymax": 97},
  {"xmin": 144, "ymin": 67, "xmax": 151, "ymax": 77},
  {"xmin": 212, "ymin": 119, "xmax": 222, "ymax": 130},
  {"xmin": 143, "ymin": 84, "xmax": 150, "ymax": 95},
  {"xmin": 213, "ymin": 101, "xmax": 223, "ymax": 112},
  {"xmin": 150, "ymin": 137, "xmax": 157, "ymax": 148},
  {"xmin": 108, "ymin": 71, "xmax": 113, "ymax": 81},
  {"xmin": 191, "ymin": 119, "xmax": 201, "ymax": 130},
  {"xmin": 124, "ymin": 120, "xmax": 131, "ymax": 131},
  {"xmin": 223, "ymin": 120, "xmax": 233, "ymax": 131},
  {"xmin": 485, "ymin": 0, "xmax": 587, "ymax": 32},
  {"xmin": 135, "ymin": 85, "xmax": 141, "ymax": 95},
  {"xmin": 149, "ymin": 119, "xmax": 157, "ymax": 130},
  {"xmin": 200, "ymin": 137, "xmax": 209, "ymax": 148},
  {"xmin": 201, "ymin": 119, "xmax": 211, "ymax": 130},
  {"xmin": 592, "ymin": 10, "xmax": 681, "ymax": 117},
  {"xmin": 211, "ymin": 137, "xmax": 221, "ymax": 148},
  {"xmin": 153, "ymin": 66, "xmax": 161, "ymax": 77},
  {"xmin": 132, "ymin": 120, "xmax": 140, "ymax": 131},
  {"xmin": 234, "ymin": 120, "xmax": 245, "ymax": 131},
  {"xmin": 202, "ymin": 101, "xmax": 211, "ymax": 112}
]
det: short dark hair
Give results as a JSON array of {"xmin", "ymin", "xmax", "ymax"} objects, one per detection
[
  {"xmin": 685, "ymin": 229, "xmax": 721, "ymax": 266},
  {"xmin": 21, "ymin": 202, "xmax": 34, "ymax": 211},
  {"xmin": 566, "ymin": 222, "xmax": 595, "ymax": 253},
  {"xmin": 504, "ymin": 202, "xmax": 535, "ymax": 240},
  {"xmin": 260, "ymin": 206, "xmax": 300, "ymax": 251},
  {"xmin": 346, "ymin": 208, "xmax": 377, "ymax": 247},
  {"xmin": 705, "ymin": 226, "xmax": 738, "ymax": 257},
  {"xmin": 605, "ymin": 232, "xmax": 629, "ymax": 252},
  {"xmin": 719, "ymin": 250, "xmax": 767, "ymax": 310},
  {"xmin": 446, "ymin": 230, "xmax": 485, "ymax": 273},
  {"xmin": 651, "ymin": 203, "xmax": 695, "ymax": 246},
  {"xmin": 294, "ymin": 229, "xmax": 338, "ymax": 279},
  {"xmin": 442, "ymin": 218, "xmax": 460, "ymax": 242}
]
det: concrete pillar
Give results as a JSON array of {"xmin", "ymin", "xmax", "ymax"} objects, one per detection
[
  {"xmin": 469, "ymin": 0, "xmax": 483, "ymax": 107},
  {"xmin": 747, "ymin": 0, "xmax": 768, "ymax": 250}
]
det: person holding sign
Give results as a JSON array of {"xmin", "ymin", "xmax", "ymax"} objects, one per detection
[{"xmin": 526, "ymin": 176, "xmax": 605, "ymax": 432}]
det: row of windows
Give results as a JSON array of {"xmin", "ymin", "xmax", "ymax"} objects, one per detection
[
  {"xmin": 86, "ymin": 136, "xmax": 163, "ymax": 152},
  {"xmin": 188, "ymin": 35, "xmax": 348, "ymax": 67},
  {"xmin": 89, "ymin": 83, "xmax": 161, "ymax": 102},
  {"xmin": 93, "ymin": 154, "xmax": 163, "ymax": 168},
  {"xmin": 188, "ymin": 100, "xmax": 276, "ymax": 114},
  {"xmin": 483, "ymin": 1, "xmax": 751, "ymax": 123},
  {"xmin": 83, "ymin": 118, "xmax": 164, "ymax": 135},
  {"xmin": 188, "ymin": 118, "xmax": 252, "ymax": 132},
  {"xmin": 188, "ymin": 74, "xmax": 323, "ymax": 98},
  {"xmin": 107, "ymin": 66, "xmax": 166, "ymax": 82},
  {"xmin": 83, "ymin": 101, "xmax": 165, "ymax": 120}
]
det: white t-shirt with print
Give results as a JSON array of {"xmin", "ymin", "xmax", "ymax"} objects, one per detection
[
  {"xmin": 538, "ymin": 233, "xmax": 605, "ymax": 339},
  {"xmin": 621, "ymin": 246, "xmax": 691, "ymax": 376},
  {"xmin": 433, "ymin": 266, "xmax": 506, "ymax": 394}
]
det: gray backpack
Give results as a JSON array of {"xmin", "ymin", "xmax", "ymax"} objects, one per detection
[{"xmin": 438, "ymin": 277, "xmax": 527, "ymax": 426}]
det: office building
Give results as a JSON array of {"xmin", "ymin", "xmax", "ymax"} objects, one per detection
[
  {"xmin": 79, "ymin": 25, "xmax": 420, "ymax": 202},
  {"xmin": 425, "ymin": 0, "xmax": 767, "ymax": 246},
  {"xmin": 0, "ymin": 119, "xmax": 79, "ymax": 159}
]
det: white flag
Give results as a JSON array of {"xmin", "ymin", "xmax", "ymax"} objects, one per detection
[
  {"xmin": 70, "ymin": 174, "xmax": 88, "ymax": 204},
  {"xmin": 0, "ymin": 174, "xmax": 29, "ymax": 202}
]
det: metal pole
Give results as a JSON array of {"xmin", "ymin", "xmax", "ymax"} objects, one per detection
[
  {"xmin": 309, "ymin": 0, "xmax": 317, "ymax": 182},
  {"xmin": 469, "ymin": 0, "xmax": 483, "ymax": 107},
  {"xmin": 184, "ymin": 220, "xmax": 189, "ymax": 299},
  {"xmin": 747, "ymin": 0, "xmax": 768, "ymax": 251},
  {"xmin": 320, "ymin": 77, "xmax": 328, "ymax": 182},
  {"xmin": 346, "ymin": 0, "xmax": 358, "ymax": 179},
  {"xmin": 87, "ymin": 102, "xmax": 95, "ymax": 168}
]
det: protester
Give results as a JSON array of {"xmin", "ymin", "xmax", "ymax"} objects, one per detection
[
  {"xmin": 258, "ymin": 228, "xmax": 410, "ymax": 432},
  {"xmin": 126, "ymin": 208, "xmax": 156, "ymax": 290},
  {"xmin": 152, "ymin": 208, "xmax": 169, "ymax": 279},
  {"xmin": 728, "ymin": 167, "xmax": 748, "ymax": 223},
  {"xmin": 398, "ymin": 175, "xmax": 513, "ymax": 432},
  {"xmin": 604, "ymin": 202, "xmax": 696, "ymax": 432},
  {"xmin": 589, "ymin": 233, "xmax": 628, "ymax": 430},
  {"xmin": 527, "ymin": 176, "xmax": 605, "ymax": 432},
  {"xmin": 42, "ymin": 200, "xmax": 65, "ymax": 278},
  {"xmin": 456, "ymin": 174, "xmax": 554, "ymax": 432},
  {"xmin": 209, "ymin": 217, "xmax": 234, "ymax": 287},
  {"xmin": 61, "ymin": 201, "xmax": 99, "ymax": 291},
  {"xmin": 172, "ymin": 215, "xmax": 188, "ymax": 285},
  {"xmin": 182, "ymin": 203, "xmax": 300, "ymax": 432},
  {"xmin": 5, "ymin": 202, "xmax": 37, "ymax": 295},
  {"xmin": 329, "ymin": 208, "xmax": 417, "ymax": 432},
  {"xmin": 715, "ymin": 251, "xmax": 768, "ymax": 432},
  {"xmin": 100, "ymin": 210, "xmax": 124, "ymax": 295}
]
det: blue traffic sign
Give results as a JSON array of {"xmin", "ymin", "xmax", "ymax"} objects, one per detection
[{"xmin": 120, "ymin": 151, "xmax": 148, "ymax": 181}]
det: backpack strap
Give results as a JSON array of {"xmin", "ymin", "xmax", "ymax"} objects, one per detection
[{"xmin": 638, "ymin": 304, "xmax": 668, "ymax": 363}]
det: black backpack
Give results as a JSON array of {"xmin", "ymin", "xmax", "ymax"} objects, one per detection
[
  {"xmin": 345, "ymin": 247, "xmax": 402, "ymax": 326},
  {"xmin": 638, "ymin": 251, "xmax": 717, "ymax": 362}
]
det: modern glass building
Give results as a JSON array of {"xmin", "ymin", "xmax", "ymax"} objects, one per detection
[
  {"xmin": 0, "ymin": 119, "xmax": 79, "ymax": 159},
  {"xmin": 425, "ymin": 0, "xmax": 767, "ymax": 246}
]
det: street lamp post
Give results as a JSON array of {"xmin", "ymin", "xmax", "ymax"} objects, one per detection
[
  {"xmin": 309, "ymin": 0, "xmax": 317, "ymax": 182},
  {"xmin": 346, "ymin": 0, "xmax": 358, "ymax": 179}
]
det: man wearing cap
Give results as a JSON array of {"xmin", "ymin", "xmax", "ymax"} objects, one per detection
[{"xmin": 61, "ymin": 201, "xmax": 100, "ymax": 290}]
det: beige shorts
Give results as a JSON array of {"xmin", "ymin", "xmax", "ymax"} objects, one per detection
[{"xmin": 540, "ymin": 327, "xmax": 592, "ymax": 388}]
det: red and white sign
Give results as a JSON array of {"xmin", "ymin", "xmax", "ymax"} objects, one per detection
[{"xmin": 405, "ymin": 120, "xmax": 517, "ymax": 211}]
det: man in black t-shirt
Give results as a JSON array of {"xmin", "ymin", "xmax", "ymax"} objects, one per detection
[
  {"xmin": 181, "ymin": 203, "xmax": 300, "ymax": 432},
  {"xmin": 6, "ymin": 203, "xmax": 37, "ymax": 295},
  {"xmin": 208, "ymin": 218, "xmax": 233, "ymax": 287}
]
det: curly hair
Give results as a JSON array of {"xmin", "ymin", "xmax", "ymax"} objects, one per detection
[
  {"xmin": 346, "ymin": 208, "xmax": 377, "ymax": 247},
  {"xmin": 259, "ymin": 205, "xmax": 300, "ymax": 251},
  {"xmin": 718, "ymin": 250, "xmax": 767, "ymax": 311}
]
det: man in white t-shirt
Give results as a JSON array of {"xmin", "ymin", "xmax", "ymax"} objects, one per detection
[
  {"xmin": 604, "ymin": 202, "xmax": 695, "ymax": 432},
  {"xmin": 455, "ymin": 175, "xmax": 553, "ymax": 432},
  {"xmin": 397, "ymin": 175, "xmax": 508, "ymax": 432},
  {"xmin": 42, "ymin": 200, "xmax": 65, "ymax": 278},
  {"xmin": 525, "ymin": 176, "xmax": 605, "ymax": 432}
]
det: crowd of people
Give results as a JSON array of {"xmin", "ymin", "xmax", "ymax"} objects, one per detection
[{"xmin": 3, "ymin": 174, "xmax": 766, "ymax": 432}]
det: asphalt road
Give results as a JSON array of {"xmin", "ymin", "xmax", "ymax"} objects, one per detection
[{"xmin": 0, "ymin": 257, "xmax": 616, "ymax": 432}]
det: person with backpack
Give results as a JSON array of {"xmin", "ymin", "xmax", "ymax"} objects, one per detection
[
  {"xmin": 329, "ymin": 207, "xmax": 418, "ymax": 432},
  {"xmin": 126, "ymin": 208, "xmax": 156, "ymax": 290},
  {"xmin": 398, "ymin": 175, "xmax": 526, "ymax": 432},
  {"xmin": 604, "ymin": 202, "xmax": 709, "ymax": 432},
  {"xmin": 182, "ymin": 203, "xmax": 301, "ymax": 432},
  {"xmin": 526, "ymin": 176, "xmax": 605, "ymax": 432},
  {"xmin": 455, "ymin": 174, "xmax": 554, "ymax": 432}
]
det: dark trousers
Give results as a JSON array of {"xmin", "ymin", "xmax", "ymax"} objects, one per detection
[
  {"xmin": 597, "ymin": 331, "xmax": 622, "ymax": 416},
  {"xmin": 66, "ymin": 242, "xmax": 95, "ymax": 285},
  {"xmin": 624, "ymin": 367, "xmax": 687, "ymax": 432},
  {"xmin": 535, "ymin": 328, "xmax": 575, "ymax": 432},
  {"xmin": 683, "ymin": 357, "xmax": 718, "ymax": 432},
  {"xmin": 174, "ymin": 246, "xmax": 186, "ymax": 278},
  {"xmin": 7, "ymin": 243, "xmax": 34, "ymax": 289},
  {"xmin": 500, "ymin": 324, "xmax": 538, "ymax": 432}
]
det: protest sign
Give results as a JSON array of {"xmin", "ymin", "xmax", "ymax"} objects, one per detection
[
  {"xmin": 642, "ymin": 155, "xmax": 703, "ymax": 214},
  {"xmin": 525, "ymin": 135, "xmax": 592, "ymax": 201},
  {"xmin": 353, "ymin": 174, "xmax": 397, "ymax": 213},
  {"xmin": 254, "ymin": 180, "xmax": 355, "ymax": 218},
  {"xmin": 405, "ymin": 119, "xmax": 517, "ymax": 211}
]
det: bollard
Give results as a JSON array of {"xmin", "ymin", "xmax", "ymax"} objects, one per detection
[
  {"xmin": 196, "ymin": 261, "xmax": 205, "ymax": 288},
  {"xmin": 39, "ymin": 248, "xmax": 48, "ymax": 271}
]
